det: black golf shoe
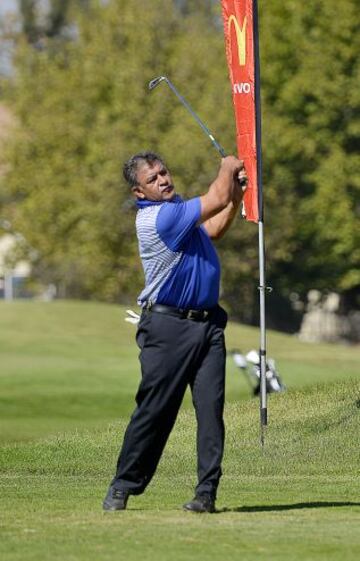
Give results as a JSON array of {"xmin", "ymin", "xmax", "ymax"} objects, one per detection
[
  {"xmin": 103, "ymin": 486, "xmax": 129, "ymax": 511},
  {"xmin": 183, "ymin": 494, "xmax": 216, "ymax": 513}
]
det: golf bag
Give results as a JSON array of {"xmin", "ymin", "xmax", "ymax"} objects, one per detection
[{"xmin": 230, "ymin": 349, "xmax": 286, "ymax": 397}]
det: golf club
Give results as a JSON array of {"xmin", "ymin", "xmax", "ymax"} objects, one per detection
[{"xmin": 149, "ymin": 75, "xmax": 247, "ymax": 187}]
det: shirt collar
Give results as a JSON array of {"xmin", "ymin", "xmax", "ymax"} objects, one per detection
[{"xmin": 136, "ymin": 195, "xmax": 183, "ymax": 208}]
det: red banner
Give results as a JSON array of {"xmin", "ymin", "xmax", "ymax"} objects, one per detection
[{"xmin": 221, "ymin": 0, "xmax": 260, "ymax": 223}]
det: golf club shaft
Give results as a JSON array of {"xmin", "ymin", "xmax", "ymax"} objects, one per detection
[
  {"xmin": 149, "ymin": 76, "xmax": 247, "ymax": 187},
  {"xmin": 164, "ymin": 79, "xmax": 226, "ymax": 158}
]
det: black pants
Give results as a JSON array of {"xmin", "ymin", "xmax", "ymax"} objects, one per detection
[{"xmin": 111, "ymin": 305, "xmax": 227, "ymax": 498}]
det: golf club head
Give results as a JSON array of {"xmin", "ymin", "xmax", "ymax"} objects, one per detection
[{"xmin": 148, "ymin": 76, "xmax": 167, "ymax": 91}]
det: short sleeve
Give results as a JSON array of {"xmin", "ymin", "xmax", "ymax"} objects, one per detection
[{"xmin": 156, "ymin": 197, "xmax": 201, "ymax": 251}]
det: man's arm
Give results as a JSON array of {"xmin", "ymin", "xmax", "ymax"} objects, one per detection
[
  {"xmin": 202, "ymin": 168, "xmax": 247, "ymax": 239},
  {"xmin": 198, "ymin": 156, "xmax": 245, "ymax": 224}
]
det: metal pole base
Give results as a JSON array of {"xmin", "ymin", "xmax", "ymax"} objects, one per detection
[
  {"xmin": 260, "ymin": 407, "xmax": 268, "ymax": 447},
  {"xmin": 260, "ymin": 407, "xmax": 268, "ymax": 426}
]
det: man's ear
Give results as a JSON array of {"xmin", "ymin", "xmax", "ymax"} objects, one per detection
[{"xmin": 132, "ymin": 186, "xmax": 145, "ymax": 199}]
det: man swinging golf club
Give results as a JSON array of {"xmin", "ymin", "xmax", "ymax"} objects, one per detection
[{"xmin": 103, "ymin": 151, "xmax": 247, "ymax": 513}]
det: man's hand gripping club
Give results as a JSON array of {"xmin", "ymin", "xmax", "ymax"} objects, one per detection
[{"xmin": 200, "ymin": 156, "xmax": 248, "ymax": 239}]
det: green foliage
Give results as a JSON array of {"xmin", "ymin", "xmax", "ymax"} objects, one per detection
[
  {"xmin": 18, "ymin": 0, "xmax": 85, "ymax": 42},
  {"xmin": 260, "ymin": 0, "xmax": 360, "ymax": 297},
  {"xmin": 1, "ymin": 0, "xmax": 359, "ymax": 319},
  {"xmin": 2, "ymin": 0, "xmax": 234, "ymax": 302}
]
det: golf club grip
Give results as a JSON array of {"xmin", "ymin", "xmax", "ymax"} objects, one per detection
[{"xmin": 219, "ymin": 149, "xmax": 247, "ymax": 188}]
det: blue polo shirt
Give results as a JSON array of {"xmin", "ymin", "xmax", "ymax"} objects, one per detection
[{"xmin": 136, "ymin": 196, "xmax": 220, "ymax": 310}]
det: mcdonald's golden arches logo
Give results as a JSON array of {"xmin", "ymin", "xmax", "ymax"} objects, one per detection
[{"xmin": 228, "ymin": 14, "xmax": 247, "ymax": 66}]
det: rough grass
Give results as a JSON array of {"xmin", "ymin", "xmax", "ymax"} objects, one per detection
[
  {"xmin": 0, "ymin": 300, "xmax": 360, "ymax": 561},
  {"xmin": 1, "ymin": 300, "xmax": 359, "ymax": 443}
]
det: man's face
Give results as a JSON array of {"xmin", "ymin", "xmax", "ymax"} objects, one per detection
[{"xmin": 132, "ymin": 160, "xmax": 176, "ymax": 202}]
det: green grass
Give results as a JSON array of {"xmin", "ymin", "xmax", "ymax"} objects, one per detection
[{"xmin": 0, "ymin": 300, "xmax": 359, "ymax": 561}]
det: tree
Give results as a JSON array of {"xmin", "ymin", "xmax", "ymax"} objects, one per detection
[
  {"xmin": 1, "ymin": 0, "xmax": 359, "ymax": 325},
  {"xmin": 19, "ymin": 0, "xmax": 88, "ymax": 44},
  {"xmin": 2, "ymin": 0, "xmax": 214, "ymax": 300},
  {"xmin": 259, "ymin": 0, "xmax": 360, "ymax": 309}
]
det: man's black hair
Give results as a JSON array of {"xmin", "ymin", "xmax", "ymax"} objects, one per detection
[{"xmin": 123, "ymin": 152, "xmax": 166, "ymax": 187}]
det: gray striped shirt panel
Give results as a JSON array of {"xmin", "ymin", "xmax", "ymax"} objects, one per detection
[{"xmin": 136, "ymin": 205, "xmax": 182, "ymax": 307}]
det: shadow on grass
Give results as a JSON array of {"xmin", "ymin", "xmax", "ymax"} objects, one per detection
[{"xmin": 219, "ymin": 501, "xmax": 360, "ymax": 513}]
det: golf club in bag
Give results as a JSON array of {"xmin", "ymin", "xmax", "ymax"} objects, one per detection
[{"xmin": 230, "ymin": 349, "xmax": 286, "ymax": 397}]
